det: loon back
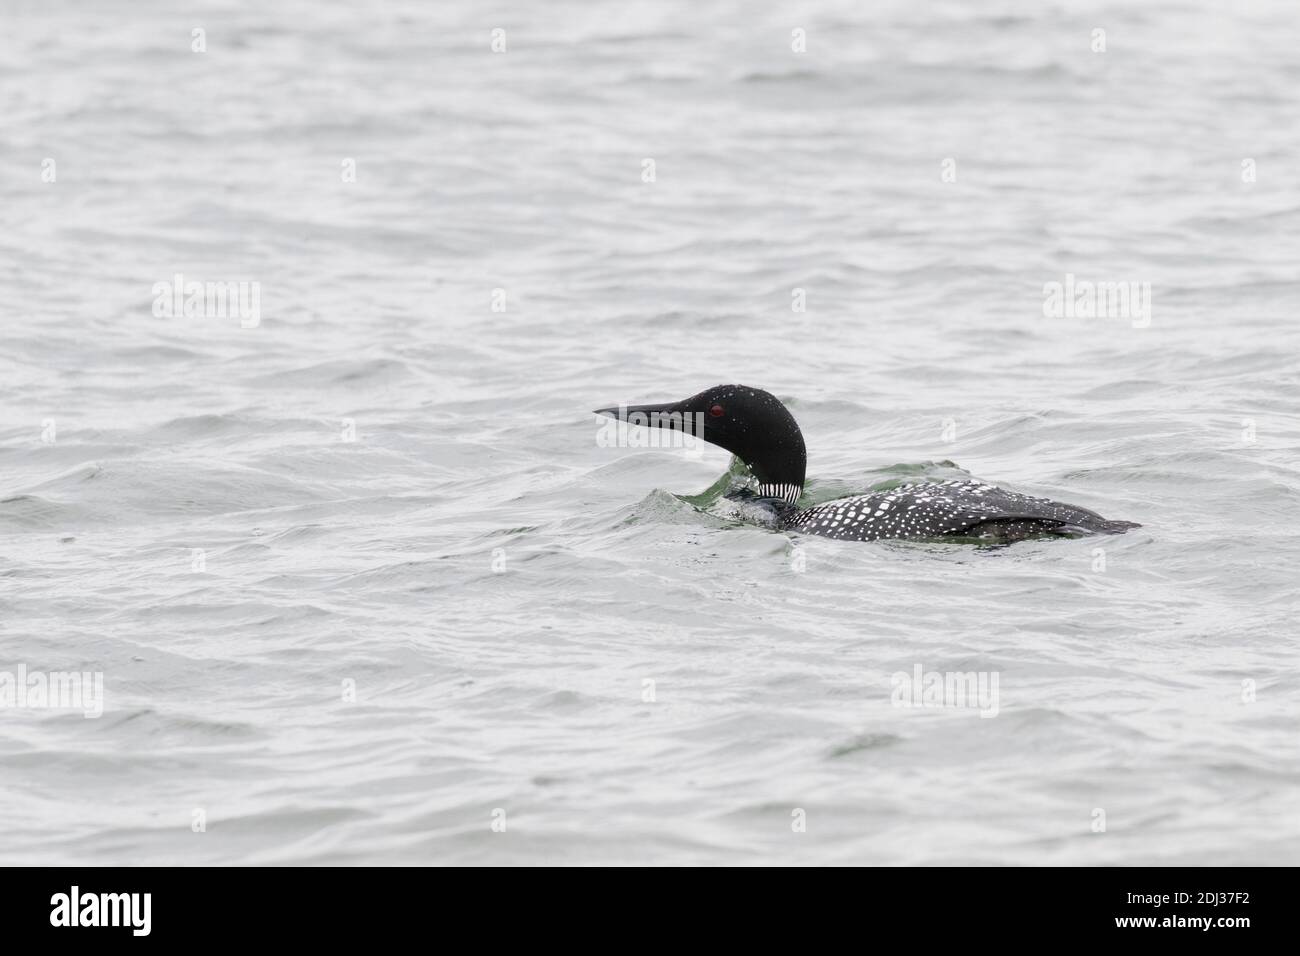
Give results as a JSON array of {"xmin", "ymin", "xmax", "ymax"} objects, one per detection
[
  {"xmin": 594, "ymin": 384, "xmax": 1140, "ymax": 543},
  {"xmin": 781, "ymin": 478, "xmax": 1139, "ymax": 542}
]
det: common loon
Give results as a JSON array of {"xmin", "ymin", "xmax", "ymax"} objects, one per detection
[{"xmin": 595, "ymin": 384, "xmax": 1140, "ymax": 543}]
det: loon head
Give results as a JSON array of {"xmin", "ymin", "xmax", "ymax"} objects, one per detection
[{"xmin": 594, "ymin": 384, "xmax": 807, "ymax": 503}]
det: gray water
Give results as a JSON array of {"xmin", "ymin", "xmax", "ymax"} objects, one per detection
[{"xmin": 2, "ymin": 0, "xmax": 1298, "ymax": 865}]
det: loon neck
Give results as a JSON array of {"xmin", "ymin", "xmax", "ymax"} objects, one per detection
[
  {"xmin": 739, "ymin": 401, "xmax": 807, "ymax": 504},
  {"xmin": 757, "ymin": 481, "xmax": 803, "ymax": 504}
]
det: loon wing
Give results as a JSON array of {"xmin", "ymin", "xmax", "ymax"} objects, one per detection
[{"xmin": 784, "ymin": 478, "xmax": 1139, "ymax": 542}]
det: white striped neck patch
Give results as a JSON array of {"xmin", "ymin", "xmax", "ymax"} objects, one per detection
[{"xmin": 757, "ymin": 482, "xmax": 803, "ymax": 504}]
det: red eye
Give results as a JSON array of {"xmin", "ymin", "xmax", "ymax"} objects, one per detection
[{"xmin": 709, "ymin": 404, "xmax": 725, "ymax": 418}]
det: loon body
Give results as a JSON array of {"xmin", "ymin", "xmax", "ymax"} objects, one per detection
[{"xmin": 595, "ymin": 385, "xmax": 1140, "ymax": 543}]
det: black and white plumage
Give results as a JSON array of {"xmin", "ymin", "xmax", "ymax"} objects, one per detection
[
  {"xmin": 782, "ymin": 477, "xmax": 1138, "ymax": 542},
  {"xmin": 595, "ymin": 384, "xmax": 1140, "ymax": 544}
]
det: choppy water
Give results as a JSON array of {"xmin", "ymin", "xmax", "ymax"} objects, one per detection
[{"xmin": 2, "ymin": 0, "xmax": 1299, "ymax": 865}]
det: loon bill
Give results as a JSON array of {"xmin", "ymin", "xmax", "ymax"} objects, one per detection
[{"xmin": 594, "ymin": 384, "xmax": 1141, "ymax": 543}]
